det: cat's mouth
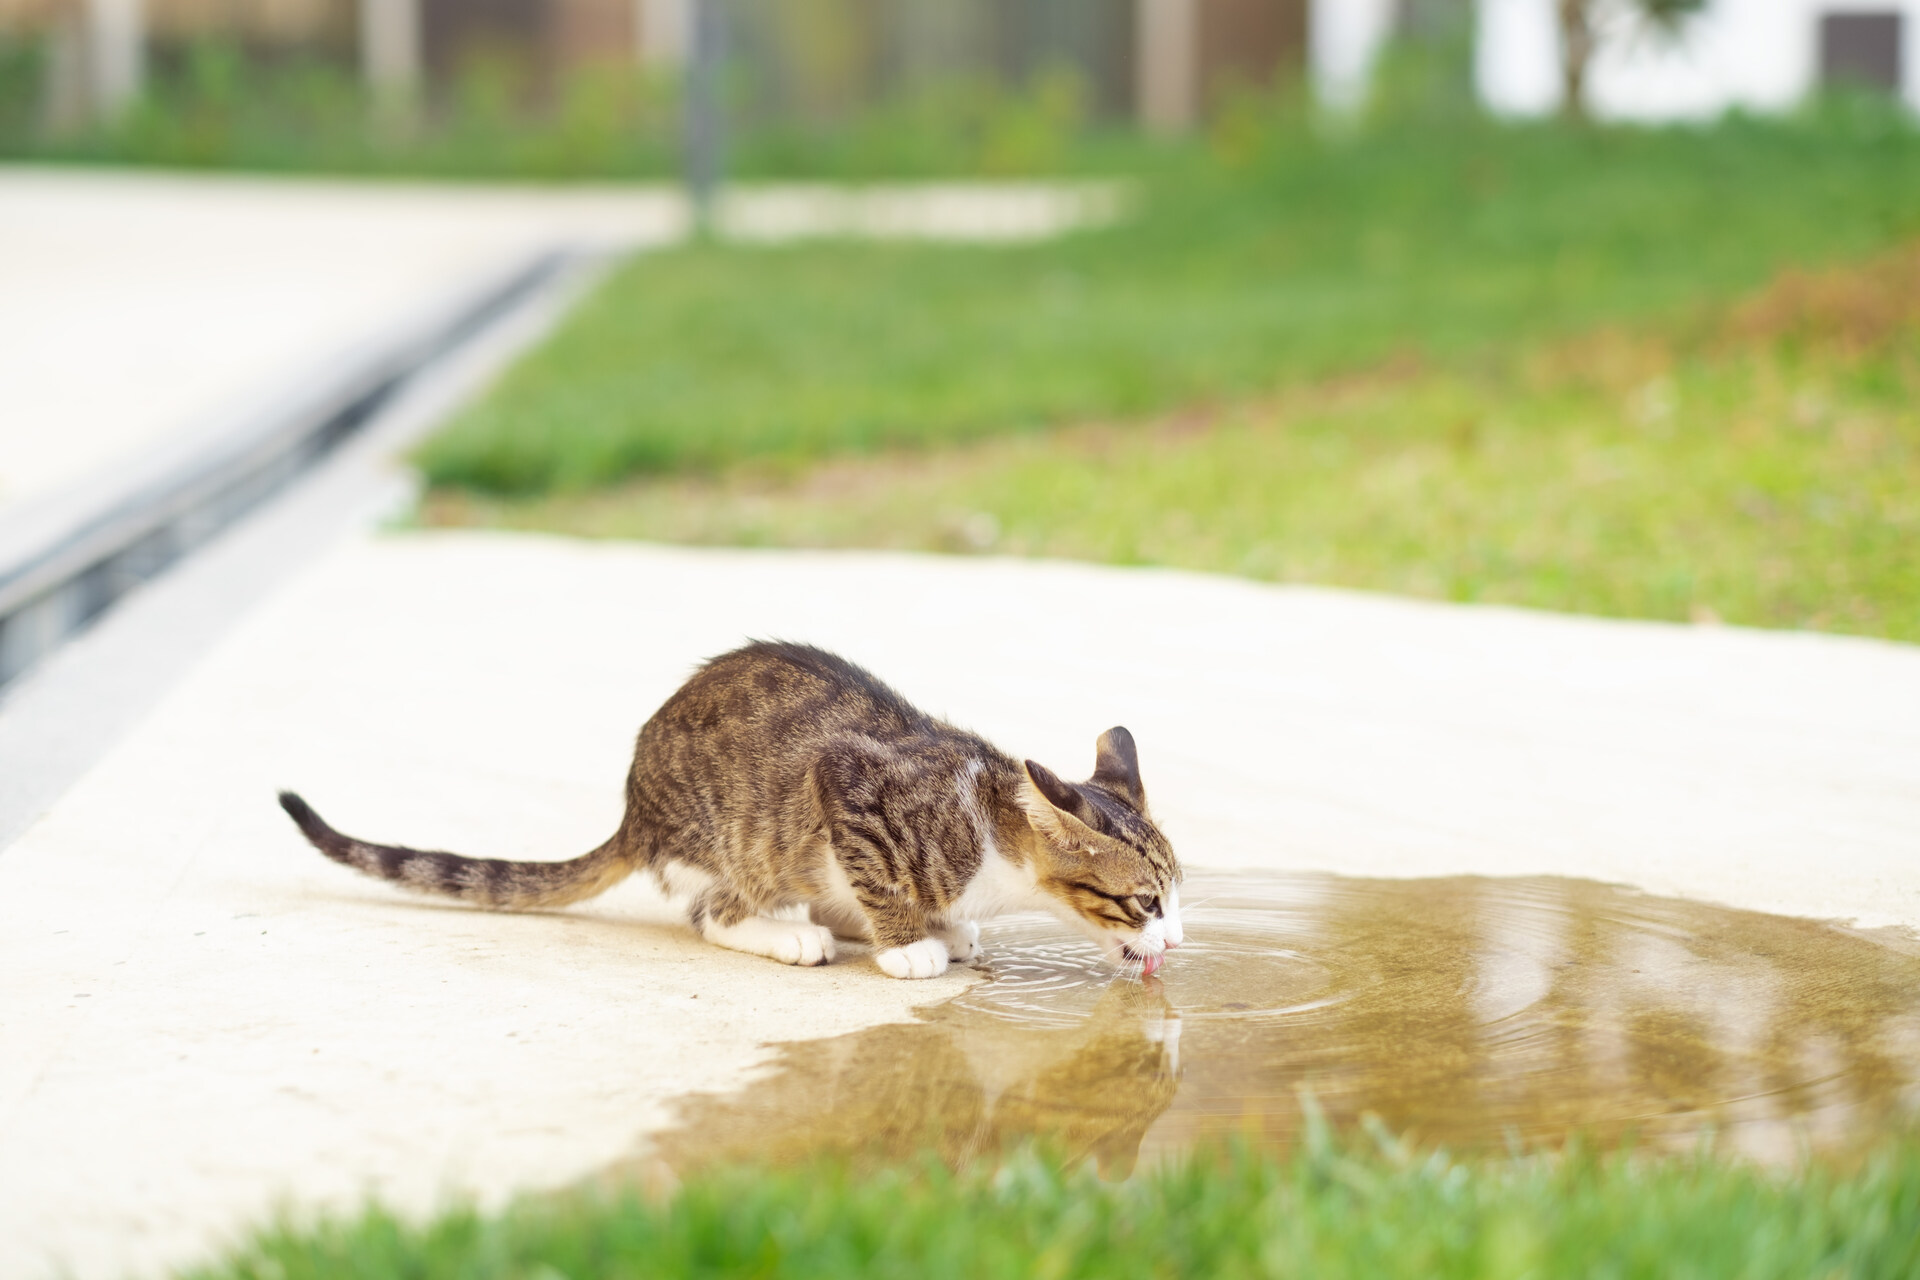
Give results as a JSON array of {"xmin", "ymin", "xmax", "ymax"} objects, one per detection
[{"xmin": 1121, "ymin": 944, "xmax": 1165, "ymax": 978}]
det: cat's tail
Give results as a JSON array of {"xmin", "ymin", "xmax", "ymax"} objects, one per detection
[{"xmin": 278, "ymin": 791, "xmax": 634, "ymax": 910}]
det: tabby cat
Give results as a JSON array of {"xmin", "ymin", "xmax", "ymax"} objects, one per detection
[{"xmin": 279, "ymin": 641, "xmax": 1184, "ymax": 979}]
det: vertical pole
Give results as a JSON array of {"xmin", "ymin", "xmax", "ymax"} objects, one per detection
[
  {"xmin": 360, "ymin": 0, "xmax": 422, "ymax": 122},
  {"xmin": 636, "ymin": 0, "xmax": 692, "ymax": 67},
  {"xmin": 1137, "ymin": 0, "xmax": 1197, "ymax": 133},
  {"xmin": 1556, "ymin": 0, "xmax": 1593, "ymax": 121},
  {"xmin": 40, "ymin": 9, "xmax": 90, "ymax": 135},
  {"xmin": 85, "ymin": 0, "xmax": 143, "ymax": 121},
  {"xmin": 684, "ymin": 0, "xmax": 724, "ymax": 238}
]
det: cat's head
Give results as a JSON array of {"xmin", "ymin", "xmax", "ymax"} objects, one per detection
[{"xmin": 1019, "ymin": 727, "xmax": 1184, "ymax": 974}]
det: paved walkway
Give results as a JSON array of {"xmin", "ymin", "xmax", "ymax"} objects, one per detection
[
  {"xmin": 0, "ymin": 171, "xmax": 670, "ymax": 517},
  {"xmin": 2, "ymin": 527, "xmax": 1917, "ymax": 1278},
  {"xmin": 0, "ymin": 169, "xmax": 1121, "ymax": 518}
]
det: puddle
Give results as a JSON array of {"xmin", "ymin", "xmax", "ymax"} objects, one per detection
[{"xmin": 640, "ymin": 873, "xmax": 1920, "ymax": 1179}]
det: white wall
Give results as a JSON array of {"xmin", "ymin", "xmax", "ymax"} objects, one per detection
[
  {"xmin": 1477, "ymin": 0, "xmax": 1562, "ymax": 114},
  {"xmin": 1310, "ymin": 0, "xmax": 1400, "ymax": 111},
  {"xmin": 358, "ymin": 0, "xmax": 420, "ymax": 95},
  {"xmin": 1137, "ymin": 0, "xmax": 1200, "ymax": 132},
  {"xmin": 1477, "ymin": 0, "xmax": 1920, "ymax": 120},
  {"xmin": 1908, "ymin": 0, "xmax": 1920, "ymax": 112},
  {"xmin": 85, "ymin": 0, "xmax": 143, "ymax": 118},
  {"xmin": 636, "ymin": 0, "xmax": 691, "ymax": 67}
]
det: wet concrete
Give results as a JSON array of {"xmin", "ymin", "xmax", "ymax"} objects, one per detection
[{"xmin": 643, "ymin": 873, "xmax": 1920, "ymax": 1179}]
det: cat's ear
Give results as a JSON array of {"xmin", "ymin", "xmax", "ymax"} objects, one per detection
[
  {"xmin": 1021, "ymin": 760, "xmax": 1100, "ymax": 848},
  {"xmin": 1092, "ymin": 726, "xmax": 1145, "ymax": 809}
]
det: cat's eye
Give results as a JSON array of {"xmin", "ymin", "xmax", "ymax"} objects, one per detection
[{"xmin": 1136, "ymin": 894, "xmax": 1162, "ymax": 917}]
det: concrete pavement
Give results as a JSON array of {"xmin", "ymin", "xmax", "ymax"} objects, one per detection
[
  {"xmin": 2, "ymin": 527, "xmax": 1917, "ymax": 1278},
  {"xmin": 0, "ymin": 170, "xmax": 677, "ymax": 517}
]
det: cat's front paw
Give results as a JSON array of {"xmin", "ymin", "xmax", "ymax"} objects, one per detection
[
  {"xmin": 875, "ymin": 938, "xmax": 950, "ymax": 979},
  {"xmin": 936, "ymin": 920, "xmax": 982, "ymax": 964}
]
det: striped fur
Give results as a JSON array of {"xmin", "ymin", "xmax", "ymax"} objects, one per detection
[{"xmin": 280, "ymin": 642, "xmax": 1183, "ymax": 976}]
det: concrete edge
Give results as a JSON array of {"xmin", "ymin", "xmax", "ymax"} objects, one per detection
[
  {"xmin": 0, "ymin": 253, "xmax": 610, "ymax": 854},
  {"xmin": 0, "ymin": 250, "xmax": 569, "ymax": 687}
]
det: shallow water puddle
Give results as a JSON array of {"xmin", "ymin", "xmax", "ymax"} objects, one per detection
[{"xmin": 645, "ymin": 873, "xmax": 1920, "ymax": 1177}]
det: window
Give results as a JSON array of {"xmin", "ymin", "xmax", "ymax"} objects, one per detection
[{"xmin": 1819, "ymin": 11, "xmax": 1904, "ymax": 93}]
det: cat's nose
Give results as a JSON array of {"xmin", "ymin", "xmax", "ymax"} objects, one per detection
[{"xmin": 1163, "ymin": 937, "xmax": 1181, "ymax": 949}]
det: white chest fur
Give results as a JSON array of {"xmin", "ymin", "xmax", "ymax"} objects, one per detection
[
  {"xmin": 950, "ymin": 843, "xmax": 1045, "ymax": 923},
  {"xmin": 947, "ymin": 759, "xmax": 1045, "ymax": 923}
]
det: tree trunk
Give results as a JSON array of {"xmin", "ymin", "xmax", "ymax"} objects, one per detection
[{"xmin": 1557, "ymin": 0, "xmax": 1595, "ymax": 120}]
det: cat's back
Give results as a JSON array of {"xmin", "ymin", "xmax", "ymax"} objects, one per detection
[{"xmin": 646, "ymin": 641, "xmax": 931, "ymax": 753}]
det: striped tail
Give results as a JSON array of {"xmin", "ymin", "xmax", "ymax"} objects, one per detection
[{"xmin": 278, "ymin": 791, "xmax": 633, "ymax": 910}]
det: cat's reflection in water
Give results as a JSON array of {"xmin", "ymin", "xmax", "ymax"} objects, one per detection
[
  {"xmin": 949, "ymin": 976, "xmax": 1182, "ymax": 1177},
  {"xmin": 646, "ymin": 976, "xmax": 1184, "ymax": 1179}
]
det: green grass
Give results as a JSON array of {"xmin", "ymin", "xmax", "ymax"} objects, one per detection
[
  {"xmin": 416, "ymin": 109, "xmax": 1920, "ymax": 494},
  {"xmin": 185, "ymin": 1131, "xmax": 1920, "ymax": 1280},
  {"xmin": 425, "ymin": 242, "xmax": 1920, "ymax": 641},
  {"xmin": 0, "ymin": 37, "xmax": 1125, "ymax": 181}
]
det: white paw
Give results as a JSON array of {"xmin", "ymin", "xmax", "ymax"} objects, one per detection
[
  {"xmin": 875, "ymin": 937, "xmax": 950, "ymax": 980},
  {"xmin": 769, "ymin": 922, "xmax": 836, "ymax": 967},
  {"xmin": 936, "ymin": 920, "xmax": 982, "ymax": 963}
]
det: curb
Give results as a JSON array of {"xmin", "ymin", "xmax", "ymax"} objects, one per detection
[{"xmin": 0, "ymin": 251, "xmax": 566, "ymax": 689}]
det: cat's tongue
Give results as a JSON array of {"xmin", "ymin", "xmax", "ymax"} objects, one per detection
[{"xmin": 1139, "ymin": 952, "xmax": 1164, "ymax": 978}]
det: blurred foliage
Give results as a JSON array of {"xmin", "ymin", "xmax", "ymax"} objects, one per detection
[
  {"xmin": 1367, "ymin": 0, "xmax": 1478, "ymax": 125},
  {"xmin": 0, "ymin": 34, "xmax": 680, "ymax": 178},
  {"xmin": 416, "ymin": 106, "xmax": 1920, "ymax": 492},
  {"xmin": 0, "ymin": 29, "xmax": 44, "ymax": 133},
  {"xmin": 746, "ymin": 68, "xmax": 1100, "ymax": 179},
  {"xmin": 1637, "ymin": 0, "xmax": 1712, "ymax": 30},
  {"xmin": 184, "ymin": 1129, "xmax": 1920, "ymax": 1280},
  {"xmin": 0, "ymin": 32, "xmax": 1120, "ymax": 179}
]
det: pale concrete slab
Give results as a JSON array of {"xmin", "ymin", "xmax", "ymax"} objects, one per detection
[
  {"xmin": 0, "ymin": 250, "xmax": 605, "ymax": 852},
  {"xmin": 0, "ymin": 169, "xmax": 1122, "ymax": 518},
  {"xmin": 0, "ymin": 170, "xmax": 681, "ymax": 515},
  {"xmin": 1, "ymin": 531, "xmax": 1916, "ymax": 1278}
]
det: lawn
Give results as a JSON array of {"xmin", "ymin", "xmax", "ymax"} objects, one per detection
[
  {"xmin": 186, "ymin": 1130, "xmax": 1920, "ymax": 1280},
  {"xmin": 414, "ymin": 108, "xmax": 1920, "ymax": 641},
  {"xmin": 425, "ymin": 237, "xmax": 1920, "ymax": 641},
  {"xmin": 417, "ymin": 108, "xmax": 1920, "ymax": 494}
]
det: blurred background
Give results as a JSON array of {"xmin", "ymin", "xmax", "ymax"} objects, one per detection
[
  {"xmin": 2, "ymin": 0, "xmax": 1918, "ymax": 685},
  {"xmin": 3, "ymin": 0, "xmax": 1913, "ymax": 174}
]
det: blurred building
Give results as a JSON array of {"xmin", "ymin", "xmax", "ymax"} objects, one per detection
[
  {"xmin": 17, "ymin": 0, "xmax": 1909, "ymax": 138},
  {"xmin": 1476, "ymin": 0, "xmax": 1920, "ymax": 118},
  {"xmin": 6, "ymin": 0, "xmax": 1338, "ymax": 130}
]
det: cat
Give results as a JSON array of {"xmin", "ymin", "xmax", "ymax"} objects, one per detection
[{"xmin": 279, "ymin": 641, "xmax": 1184, "ymax": 979}]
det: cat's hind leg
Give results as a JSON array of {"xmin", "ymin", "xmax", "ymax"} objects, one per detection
[
  {"xmin": 692, "ymin": 887, "xmax": 836, "ymax": 967},
  {"xmin": 807, "ymin": 852, "xmax": 875, "ymax": 942}
]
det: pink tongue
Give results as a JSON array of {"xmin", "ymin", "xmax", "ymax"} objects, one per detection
[{"xmin": 1140, "ymin": 952, "xmax": 1164, "ymax": 977}]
